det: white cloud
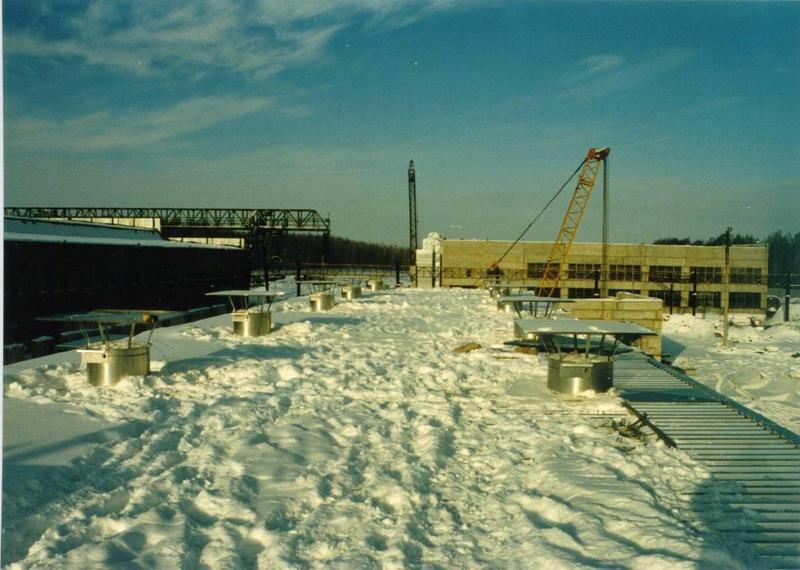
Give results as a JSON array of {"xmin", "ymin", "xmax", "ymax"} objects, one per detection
[
  {"xmin": 4, "ymin": 0, "xmax": 478, "ymax": 155},
  {"xmin": 559, "ymin": 48, "xmax": 695, "ymax": 102},
  {"xmin": 581, "ymin": 54, "xmax": 625, "ymax": 75},
  {"xmin": 5, "ymin": 0, "xmax": 456, "ymax": 80},
  {"xmin": 4, "ymin": 0, "xmax": 466, "ymax": 153},
  {"xmin": 676, "ymin": 95, "xmax": 746, "ymax": 116},
  {"xmin": 8, "ymin": 95, "xmax": 274, "ymax": 151}
]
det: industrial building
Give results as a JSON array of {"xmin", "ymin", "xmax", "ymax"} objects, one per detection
[
  {"xmin": 3, "ymin": 217, "xmax": 250, "ymax": 346},
  {"xmin": 416, "ymin": 237, "xmax": 768, "ymax": 312}
]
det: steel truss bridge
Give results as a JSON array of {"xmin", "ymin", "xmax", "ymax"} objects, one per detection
[{"xmin": 4, "ymin": 207, "xmax": 331, "ymax": 240}]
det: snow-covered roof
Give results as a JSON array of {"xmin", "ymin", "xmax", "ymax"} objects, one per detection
[
  {"xmin": 3, "ymin": 216, "xmax": 236, "ymax": 250},
  {"xmin": 206, "ymin": 289, "xmax": 284, "ymax": 298},
  {"xmin": 3, "ymin": 284, "xmax": 800, "ymax": 566},
  {"xmin": 497, "ymin": 294, "xmax": 575, "ymax": 303},
  {"xmin": 515, "ymin": 318, "xmax": 657, "ymax": 336}
]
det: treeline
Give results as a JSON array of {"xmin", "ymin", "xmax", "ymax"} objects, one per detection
[
  {"xmin": 268, "ymin": 234, "xmax": 408, "ymax": 267},
  {"xmin": 653, "ymin": 231, "xmax": 800, "ymax": 275}
]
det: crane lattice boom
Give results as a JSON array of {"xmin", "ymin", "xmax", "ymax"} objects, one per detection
[
  {"xmin": 408, "ymin": 160, "xmax": 418, "ymax": 266},
  {"xmin": 537, "ymin": 147, "xmax": 609, "ymax": 297}
]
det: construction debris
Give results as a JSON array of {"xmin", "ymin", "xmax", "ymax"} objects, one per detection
[
  {"xmin": 453, "ymin": 342, "xmax": 482, "ymax": 354},
  {"xmin": 604, "ymin": 416, "xmax": 649, "ymax": 443}
]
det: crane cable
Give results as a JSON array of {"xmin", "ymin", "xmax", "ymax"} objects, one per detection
[{"xmin": 490, "ymin": 158, "xmax": 588, "ymax": 269}]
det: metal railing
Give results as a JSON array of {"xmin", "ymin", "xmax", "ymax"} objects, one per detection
[
  {"xmin": 412, "ymin": 265, "xmax": 795, "ymax": 314},
  {"xmin": 288, "ymin": 263, "xmax": 400, "ymax": 279},
  {"xmin": 419, "ymin": 266, "xmax": 792, "ymax": 289}
]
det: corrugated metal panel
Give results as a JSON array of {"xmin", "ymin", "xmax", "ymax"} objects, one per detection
[{"xmin": 616, "ymin": 353, "xmax": 800, "ymax": 568}]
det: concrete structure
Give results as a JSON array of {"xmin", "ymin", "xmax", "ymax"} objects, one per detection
[
  {"xmin": 341, "ymin": 285, "xmax": 362, "ymax": 300},
  {"xmin": 309, "ymin": 292, "xmax": 335, "ymax": 312},
  {"xmin": 566, "ymin": 293, "xmax": 664, "ymax": 358},
  {"xmin": 415, "ymin": 232, "xmax": 443, "ymax": 287},
  {"xmin": 420, "ymin": 238, "xmax": 768, "ymax": 312}
]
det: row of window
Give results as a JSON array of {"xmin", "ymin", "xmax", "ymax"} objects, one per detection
[
  {"xmin": 649, "ymin": 290, "xmax": 682, "ymax": 306},
  {"xmin": 692, "ymin": 266, "xmax": 722, "ymax": 283},
  {"xmin": 688, "ymin": 292, "xmax": 763, "ymax": 309},
  {"xmin": 730, "ymin": 267, "xmax": 762, "ymax": 284},
  {"xmin": 524, "ymin": 263, "xmax": 762, "ymax": 283},
  {"xmin": 563, "ymin": 289, "xmax": 762, "ymax": 309}
]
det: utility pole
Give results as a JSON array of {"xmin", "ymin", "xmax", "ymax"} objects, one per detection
[
  {"xmin": 669, "ymin": 282, "xmax": 675, "ymax": 315},
  {"xmin": 431, "ymin": 248, "xmax": 436, "ymax": 289},
  {"xmin": 722, "ymin": 227, "xmax": 732, "ymax": 347},
  {"xmin": 296, "ymin": 261, "xmax": 302, "ymax": 297},
  {"xmin": 600, "ymin": 152, "xmax": 610, "ymax": 298},
  {"xmin": 408, "ymin": 160, "xmax": 418, "ymax": 270},
  {"xmin": 785, "ymin": 273, "xmax": 791, "ymax": 322}
]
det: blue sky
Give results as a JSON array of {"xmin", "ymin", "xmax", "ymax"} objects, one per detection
[{"xmin": 3, "ymin": 1, "xmax": 798, "ymax": 246}]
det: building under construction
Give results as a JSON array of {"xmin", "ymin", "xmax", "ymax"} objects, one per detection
[
  {"xmin": 416, "ymin": 238, "xmax": 768, "ymax": 312},
  {"xmin": 411, "ymin": 146, "xmax": 768, "ymax": 312}
]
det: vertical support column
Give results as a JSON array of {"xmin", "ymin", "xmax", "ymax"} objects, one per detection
[
  {"xmin": 408, "ymin": 160, "xmax": 418, "ymax": 270},
  {"xmin": 269, "ymin": 229, "xmax": 286, "ymax": 281},
  {"xmin": 321, "ymin": 231, "xmax": 330, "ymax": 265},
  {"xmin": 600, "ymin": 154, "xmax": 609, "ymax": 298},
  {"xmin": 669, "ymin": 282, "xmax": 675, "ymax": 315},
  {"xmin": 396, "ymin": 261, "xmax": 401, "ymax": 286},
  {"xmin": 786, "ymin": 272, "xmax": 791, "ymax": 322},
  {"xmin": 431, "ymin": 250, "xmax": 436, "ymax": 288},
  {"xmin": 245, "ymin": 230, "xmax": 257, "ymax": 289},
  {"xmin": 296, "ymin": 261, "xmax": 302, "ymax": 297},
  {"xmin": 691, "ymin": 271, "xmax": 698, "ymax": 316},
  {"xmin": 262, "ymin": 230, "xmax": 271, "ymax": 291},
  {"xmin": 722, "ymin": 227, "xmax": 732, "ymax": 347}
]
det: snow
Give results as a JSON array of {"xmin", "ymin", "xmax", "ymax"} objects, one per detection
[
  {"xmin": 3, "ymin": 285, "xmax": 779, "ymax": 568},
  {"xmin": 5, "ymin": 217, "xmax": 165, "ymax": 241},
  {"xmin": 663, "ymin": 301, "xmax": 800, "ymax": 434},
  {"xmin": 4, "ymin": 216, "xmax": 234, "ymax": 249}
]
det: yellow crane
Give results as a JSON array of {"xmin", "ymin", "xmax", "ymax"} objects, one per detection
[{"xmin": 537, "ymin": 147, "xmax": 609, "ymax": 297}]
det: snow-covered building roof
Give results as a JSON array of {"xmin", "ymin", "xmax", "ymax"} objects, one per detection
[
  {"xmin": 3, "ymin": 216, "xmax": 235, "ymax": 249},
  {"xmin": 4, "ymin": 284, "xmax": 798, "ymax": 566}
]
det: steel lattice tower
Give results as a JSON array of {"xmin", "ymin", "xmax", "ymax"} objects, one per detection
[{"xmin": 408, "ymin": 160, "xmax": 418, "ymax": 266}]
